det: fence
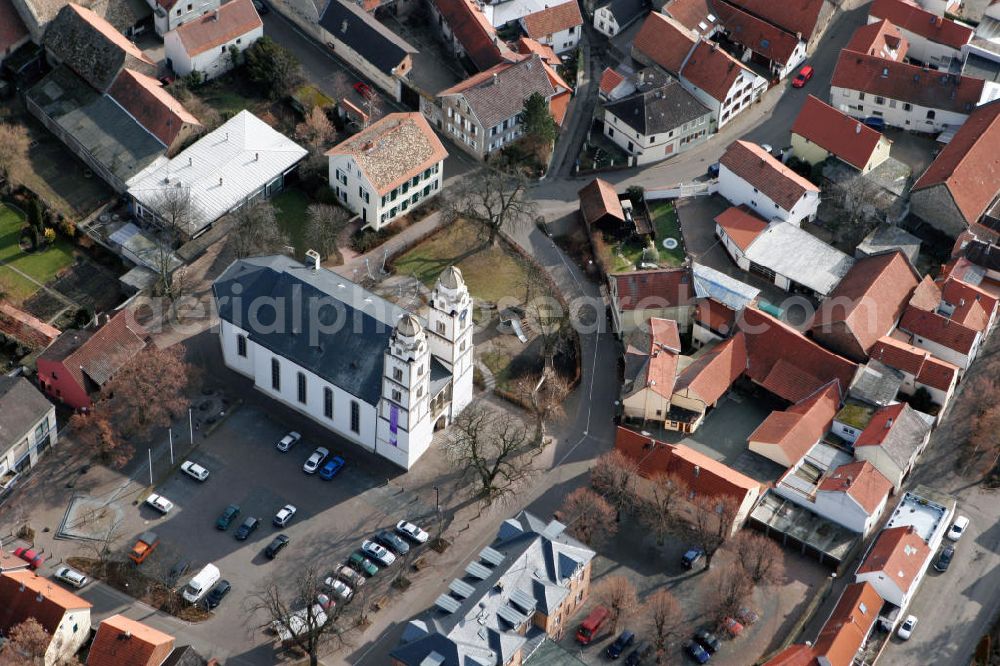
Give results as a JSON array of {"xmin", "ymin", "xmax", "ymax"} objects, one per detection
[{"xmin": 645, "ymin": 181, "xmax": 718, "ymax": 200}]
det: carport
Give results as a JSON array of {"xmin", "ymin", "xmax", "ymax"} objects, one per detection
[{"xmin": 748, "ymin": 491, "xmax": 861, "ymax": 568}]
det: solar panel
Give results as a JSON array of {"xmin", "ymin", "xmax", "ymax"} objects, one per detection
[
  {"xmin": 434, "ymin": 594, "xmax": 461, "ymax": 614},
  {"xmin": 497, "ymin": 605, "xmax": 528, "ymax": 628},
  {"xmin": 449, "ymin": 578, "xmax": 476, "ymax": 599},
  {"xmin": 479, "ymin": 546, "xmax": 505, "ymax": 567},
  {"xmin": 465, "ymin": 562, "xmax": 491, "ymax": 580},
  {"xmin": 509, "ymin": 588, "xmax": 536, "ymax": 613}
]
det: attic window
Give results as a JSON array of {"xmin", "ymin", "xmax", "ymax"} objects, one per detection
[
  {"xmin": 698, "ymin": 21, "xmax": 707, "ymax": 30},
  {"xmin": 707, "ymin": 13, "xmax": 716, "ymax": 21},
  {"xmin": 881, "ymin": 68, "xmax": 888, "ymax": 77}
]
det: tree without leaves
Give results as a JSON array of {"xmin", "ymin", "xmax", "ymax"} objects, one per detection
[
  {"xmin": 512, "ymin": 371, "xmax": 570, "ymax": 447},
  {"xmin": 68, "ymin": 413, "xmax": 133, "ymax": 469},
  {"xmin": 360, "ymin": 87, "xmax": 381, "ymax": 129},
  {"xmin": 102, "ymin": 346, "xmax": 196, "ymax": 442},
  {"xmin": 732, "ymin": 531, "xmax": 784, "ymax": 587},
  {"xmin": 639, "ymin": 472, "xmax": 690, "ymax": 546},
  {"xmin": 594, "ymin": 575, "xmax": 639, "ymax": 635},
  {"xmin": 2, "ymin": 617, "xmax": 49, "ymax": 665},
  {"xmin": 0, "ymin": 121, "xmax": 30, "ymax": 188},
  {"xmin": 591, "ymin": 450, "xmax": 641, "ymax": 521},
  {"xmin": 826, "ymin": 176, "xmax": 883, "ymax": 246},
  {"xmin": 444, "ymin": 404, "xmax": 535, "ymax": 506},
  {"xmin": 690, "ymin": 494, "xmax": 740, "ymax": 570},
  {"xmin": 305, "ymin": 203, "xmax": 350, "ymax": 262},
  {"xmin": 707, "ymin": 565, "xmax": 754, "ymax": 622},
  {"xmin": 295, "ymin": 107, "xmax": 336, "ymax": 151},
  {"xmin": 443, "ymin": 164, "xmax": 536, "ymax": 246},
  {"xmin": 643, "ymin": 589, "xmax": 682, "ymax": 664},
  {"xmin": 244, "ymin": 36, "xmax": 303, "ymax": 100},
  {"xmin": 557, "ymin": 487, "xmax": 617, "ymax": 546},
  {"xmin": 230, "ymin": 200, "xmax": 290, "ymax": 259},
  {"xmin": 145, "ymin": 186, "xmax": 199, "ymax": 301}
]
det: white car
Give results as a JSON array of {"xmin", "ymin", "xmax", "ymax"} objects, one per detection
[
  {"xmin": 760, "ymin": 143, "xmax": 774, "ymax": 154},
  {"xmin": 396, "ymin": 520, "xmax": 429, "ymax": 544},
  {"xmin": 303, "ymin": 447, "xmax": 329, "ymax": 474},
  {"xmin": 324, "ymin": 576, "xmax": 353, "ymax": 601},
  {"xmin": 897, "ymin": 615, "xmax": 918, "ymax": 640},
  {"xmin": 145, "ymin": 493, "xmax": 174, "ymax": 514},
  {"xmin": 53, "ymin": 566, "xmax": 89, "ymax": 588},
  {"xmin": 180, "ymin": 460, "xmax": 209, "ymax": 481},
  {"xmin": 946, "ymin": 515, "xmax": 969, "ymax": 541},
  {"xmin": 276, "ymin": 431, "xmax": 301, "ymax": 452},
  {"xmin": 274, "ymin": 504, "xmax": 297, "ymax": 527},
  {"xmin": 361, "ymin": 540, "xmax": 396, "ymax": 566}
]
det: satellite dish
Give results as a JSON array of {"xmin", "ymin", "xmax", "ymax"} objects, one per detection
[{"xmin": 662, "ymin": 237, "xmax": 679, "ymax": 250}]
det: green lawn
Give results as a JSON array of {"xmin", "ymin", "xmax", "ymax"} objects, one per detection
[
  {"xmin": 272, "ymin": 188, "xmax": 312, "ymax": 258},
  {"xmin": 649, "ymin": 200, "xmax": 686, "ymax": 265},
  {"xmin": 393, "ymin": 219, "xmax": 533, "ymax": 303},
  {"xmin": 0, "ymin": 203, "xmax": 75, "ymax": 304}
]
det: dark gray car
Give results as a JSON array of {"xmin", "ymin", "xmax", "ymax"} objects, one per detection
[{"xmin": 376, "ymin": 530, "xmax": 410, "ymax": 555}]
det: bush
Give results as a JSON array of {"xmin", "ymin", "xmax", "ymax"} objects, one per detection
[
  {"xmin": 43, "ymin": 227, "xmax": 55, "ymax": 244},
  {"xmin": 58, "ymin": 216, "xmax": 77, "ymax": 238},
  {"xmin": 351, "ymin": 228, "xmax": 391, "ymax": 253},
  {"xmin": 183, "ymin": 70, "xmax": 204, "ymax": 89},
  {"xmin": 245, "ymin": 36, "xmax": 303, "ymax": 100}
]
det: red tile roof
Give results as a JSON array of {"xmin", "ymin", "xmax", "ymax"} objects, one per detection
[
  {"xmin": 714, "ymin": 205, "xmax": 768, "ymax": 252},
  {"xmin": 39, "ymin": 310, "xmax": 147, "ymax": 392},
  {"xmin": 940, "ymin": 276, "xmax": 997, "ymax": 331},
  {"xmin": 662, "ymin": 0, "xmax": 715, "ymax": 34},
  {"xmin": 633, "ymin": 11, "xmax": 697, "ymax": 75},
  {"xmin": 681, "ymin": 40, "xmax": 751, "ymax": 103},
  {"xmin": 819, "ymin": 460, "xmax": 893, "ymax": 514},
  {"xmin": 646, "ymin": 318, "xmax": 681, "ymax": 398},
  {"xmin": 521, "ymin": 0, "xmax": 583, "ymax": 39},
  {"xmin": 599, "ymin": 67, "xmax": 626, "ymax": 96},
  {"xmin": 0, "ymin": 301, "xmax": 60, "ymax": 349},
  {"xmin": 854, "ymin": 402, "xmax": 907, "ymax": 448},
  {"xmin": 720, "ymin": 140, "xmax": 819, "ymax": 211},
  {"xmin": 791, "ymin": 95, "xmax": 886, "ymax": 171},
  {"xmin": 108, "ymin": 69, "xmax": 201, "ymax": 148},
  {"xmin": 908, "ymin": 275, "xmax": 942, "ymax": 311},
  {"xmin": 433, "ymin": 0, "xmax": 507, "ymax": 70},
  {"xmin": 516, "ymin": 37, "xmax": 559, "ymax": 65},
  {"xmin": 912, "ymin": 100, "xmax": 1000, "ymax": 227},
  {"xmin": 898, "ymin": 306, "xmax": 979, "ymax": 354},
  {"xmin": 869, "ymin": 0, "xmax": 973, "ymax": 48},
  {"xmin": 0, "ymin": 0, "xmax": 28, "ymax": 55},
  {"xmin": 710, "ymin": 0, "xmax": 801, "ymax": 65},
  {"xmin": 868, "ymin": 336, "xmax": 958, "ymax": 391},
  {"xmin": 173, "ymin": 0, "xmax": 262, "ymax": 57},
  {"xmin": 739, "ymin": 307, "xmax": 858, "ymax": 403},
  {"xmin": 845, "ymin": 19, "xmax": 908, "ymax": 59},
  {"xmin": 578, "ymin": 178, "xmax": 625, "ymax": 226},
  {"xmin": 87, "ymin": 615, "xmax": 174, "ymax": 666},
  {"xmin": 832, "ymin": 49, "xmax": 984, "ymax": 115},
  {"xmin": 812, "ymin": 582, "xmax": 883, "ymax": 666},
  {"xmin": 748, "ymin": 382, "xmax": 840, "ymax": 463},
  {"xmin": 809, "ymin": 251, "xmax": 919, "ymax": 360},
  {"xmin": 856, "ymin": 525, "xmax": 930, "ymax": 595},
  {"xmin": 764, "ymin": 645, "xmax": 816, "ymax": 666},
  {"xmin": 723, "ymin": 0, "xmax": 827, "ymax": 40},
  {"xmin": 674, "ymin": 332, "xmax": 747, "ymax": 404},
  {"xmin": 613, "ymin": 268, "xmax": 695, "ymax": 311},
  {"xmin": 0, "ymin": 570, "xmax": 91, "ymax": 639},
  {"xmin": 695, "ymin": 298, "xmax": 737, "ymax": 335}
]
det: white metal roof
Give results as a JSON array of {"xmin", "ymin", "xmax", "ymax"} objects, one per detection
[
  {"xmin": 744, "ymin": 222, "xmax": 854, "ymax": 296},
  {"xmin": 127, "ymin": 110, "xmax": 307, "ymax": 235}
]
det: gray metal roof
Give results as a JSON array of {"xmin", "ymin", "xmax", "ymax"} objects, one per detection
[
  {"xmin": 848, "ymin": 360, "xmax": 903, "ymax": 407},
  {"xmin": 318, "ymin": 0, "xmax": 417, "ymax": 75},
  {"xmin": 479, "ymin": 546, "xmax": 505, "ymax": 566},
  {"xmin": 465, "ymin": 561, "xmax": 491, "ymax": 580},
  {"xmin": 0, "ymin": 376, "xmax": 53, "ymax": 445},
  {"xmin": 449, "ymin": 579, "xmax": 475, "ymax": 599},
  {"xmin": 212, "ymin": 255, "xmax": 420, "ymax": 405},
  {"xmin": 744, "ymin": 222, "xmax": 854, "ymax": 296},
  {"xmin": 604, "ymin": 79, "xmax": 710, "ymax": 137},
  {"xmin": 870, "ymin": 404, "xmax": 933, "ymax": 470},
  {"xmin": 692, "ymin": 262, "xmax": 760, "ymax": 311}
]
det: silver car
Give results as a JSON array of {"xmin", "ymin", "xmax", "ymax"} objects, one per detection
[
  {"xmin": 276, "ymin": 431, "xmax": 301, "ymax": 452},
  {"xmin": 180, "ymin": 460, "xmax": 210, "ymax": 481},
  {"xmin": 303, "ymin": 447, "xmax": 329, "ymax": 474},
  {"xmin": 54, "ymin": 566, "xmax": 89, "ymax": 588},
  {"xmin": 361, "ymin": 539, "xmax": 396, "ymax": 566},
  {"xmin": 273, "ymin": 504, "xmax": 297, "ymax": 527}
]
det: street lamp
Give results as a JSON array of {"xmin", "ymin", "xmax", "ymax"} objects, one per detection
[{"xmin": 433, "ymin": 486, "xmax": 441, "ymax": 543}]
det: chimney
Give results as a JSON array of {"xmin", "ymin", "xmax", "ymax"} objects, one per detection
[
  {"xmin": 219, "ymin": 176, "xmax": 223, "ymax": 186},
  {"xmin": 188, "ymin": 156, "xmax": 193, "ymax": 167},
  {"xmin": 341, "ymin": 19, "xmax": 348, "ymax": 34},
  {"xmin": 305, "ymin": 249, "xmax": 321, "ymax": 271},
  {"xmin": 885, "ymin": 417, "xmax": 893, "ymax": 429},
  {"xmin": 856, "ymin": 123, "xmax": 862, "ymax": 134},
  {"xmin": 492, "ymin": 72, "xmax": 498, "ymax": 85},
  {"xmin": 225, "ymin": 132, "xmax": 230, "ymax": 141},
  {"xmin": 255, "ymin": 152, "xmax": 259, "ymax": 161}
]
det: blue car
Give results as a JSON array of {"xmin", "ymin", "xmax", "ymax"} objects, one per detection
[
  {"xmin": 685, "ymin": 640, "xmax": 710, "ymax": 664},
  {"xmin": 319, "ymin": 455, "xmax": 346, "ymax": 480}
]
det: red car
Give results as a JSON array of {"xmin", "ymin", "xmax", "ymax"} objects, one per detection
[
  {"xmin": 792, "ymin": 65, "xmax": 814, "ymax": 88},
  {"xmin": 13, "ymin": 547, "xmax": 44, "ymax": 569},
  {"xmin": 353, "ymin": 81, "xmax": 373, "ymax": 98}
]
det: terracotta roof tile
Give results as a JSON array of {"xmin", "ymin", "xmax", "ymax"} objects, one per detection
[
  {"xmin": 899, "ymin": 306, "xmax": 979, "ymax": 354},
  {"xmin": 661, "ymin": 0, "xmax": 715, "ymax": 34},
  {"xmin": 940, "ymin": 277, "xmax": 997, "ymax": 331},
  {"xmin": 681, "ymin": 40, "xmax": 751, "ymax": 103},
  {"xmin": 173, "ymin": 0, "xmax": 262, "ymax": 57},
  {"xmin": 845, "ymin": 18, "xmax": 908, "ymax": 59},
  {"xmin": 0, "ymin": 301, "xmax": 60, "ymax": 349},
  {"xmin": 810, "ymin": 251, "xmax": 919, "ymax": 360},
  {"xmin": 715, "ymin": 205, "xmax": 768, "ymax": 252},
  {"xmin": 812, "ymin": 582, "xmax": 883, "ymax": 666},
  {"xmin": 869, "ymin": 0, "xmax": 973, "ymax": 49},
  {"xmin": 599, "ymin": 67, "xmax": 626, "ymax": 95},
  {"xmin": 720, "ymin": 140, "xmax": 820, "ymax": 211},
  {"xmin": 613, "ymin": 268, "xmax": 695, "ymax": 311},
  {"xmin": 908, "ymin": 275, "xmax": 942, "ymax": 311},
  {"xmin": 763, "ymin": 644, "xmax": 817, "ymax": 666},
  {"xmin": 632, "ymin": 11, "xmax": 697, "ymax": 75},
  {"xmin": 694, "ymin": 298, "xmax": 737, "ymax": 335},
  {"xmin": 648, "ymin": 318, "xmax": 681, "ymax": 398},
  {"xmin": 0, "ymin": 0, "xmax": 28, "ymax": 54},
  {"xmin": 791, "ymin": 95, "xmax": 886, "ymax": 171},
  {"xmin": 521, "ymin": 0, "xmax": 583, "ymax": 39},
  {"xmin": 868, "ymin": 336, "xmax": 958, "ymax": 391},
  {"xmin": 818, "ymin": 460, "xmax": 893, "ymax": 514},
  {"xmin": 87, "ymin": 614, "xmax": 174, "ymax": 666},
  {"xmin": 108, "ymin": 69, "xmax": 201, "ymax": 148},
  {"xmin": 748, "ymin": 382, "xmax": 840, "ymax": 462},
  {"xmin": 710, "ymin": 0, "xmax": 801, "ymax": 65},
  {"xmin": 674, "ymin": 331, "xmax": 746, "ymax": 404},
  {"xmin": 578, "ymin": 178, "xmax": 624, "ymax": 226},
  {"xmin": 516, "ymin": 37, "xmax": 559, "ymax": 64},
  {"xmin": 832, "ymin": 49, "xmax": 984, "ymax": 116},
  {"xmin": 0, "ymin": 570, "xmax": 91, "ymax": 639},
  {"xmin": 39, "ymin": 309, "xmax": 147, "ymax": 392},
  {"xmin": 433, "ymin": 0, "xmax": 508, "ymax": 70},
  {"xmin": 856, "ymin": 525, "xmax": 930, "ymax": 595},
  {"xmin": 722, "ymin": 0, "xmax": 826, "ymax": 40},
  {"xmin": 854, "ymin": 402, "xmax": 906, "ymax": 447},
  {"xmin": 912, "ymin": 100, "xmax": 1000, "ymax": 227}
]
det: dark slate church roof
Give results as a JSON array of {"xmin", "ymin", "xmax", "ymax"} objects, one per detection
[{"xmin": 213, "ymin": 255, "xmax": 418, "ymax": 405}]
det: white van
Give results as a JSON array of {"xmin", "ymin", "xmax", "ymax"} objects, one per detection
[{"xmin": 182, "ymin": 563, "xmax": 220, "ymax": 603}]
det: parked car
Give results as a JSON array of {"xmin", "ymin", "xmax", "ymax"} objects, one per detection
[
  {"xmin": 182, "ymin": 564, "xmax": 221, "ymax": 604},
  {"xmin": 624, "ymin": 641, "xmax": 652, "ymax": 665},
  {"xmin": 361, "ymin": 539, "xmax": 396, "ymax": 566},
  {"xmin": 303, "ymin": 447, "xmax": 330, "ymax": 474},
  {"xmin": 53, "ymin": 566, "xmax": 88, "ymax": 589},
  {"xmin": 265, "ymin": 534, "xmax": 290, "ymax": 559},
  {"xmin": 606, "ymin": 630, "xmax": 635, "ymax": 659},
  {"xmin": 682, "ymin": 547, "xmax": 704, "ymax": 569},
  {"xmin": 353, "ymin": 81, "xmax": 373, "ymax": 97},
  {"xmin": 760, "ymin": 143, "xmax": 774, "ymax": 154},
  {"xmin": 721, "ymin": 617, "xmax": 744, "ymax": 637},
  {"xmin": 145, "ymin": 493, "xmax": 174, "ymax": 514},
  {"xmin": 934, "ymin": 546, "xmax": 955, "ymax": 572},
  {"xmin": 168, "ymin": 559, "xmax": 191, "ymax": 585},
  {"xmin": 349, "ymin": 552, "xmax": 379, "ymax": 576},
  {"xmin": 686, "ymin": 640, "xmax": 711, "ymax": 663},
  {"xmin": 694, "ymin": 629, "xmax": 721, "ymax": 653},
  {"xmin": 335, "ymin": 564, "xmax": 366, "ymax": 588},
  {"xmin": 276, "ymin": 431, "xmax": 301, "ymax": 452},
  {"xmin": 947, "ymin": 515, "xmax": 969, "ymax": 541},
  {"xmin": 376, "ymin": 530, "xmax": 410, "ymax": 555},
  {"xmin": 862, "ymin": 116, "xmax": 886, "ymax": 131},
  {"xmin": 235, "ymin": 516, "xmax": 260, "ymax": 540},
  {"xmin": 206, "ymin": 580, "xmax": 231, "ymax": 608},
  {"xmin": 319, "ymin": 455, "xmax": 346, "ymax": 480},
  {"xmin": 180, "ymin": 460, "xmax": 210, "ymax": 481},
  {"xmin": 316, "ymin": 593, "xmax": 335, "ymax": 611},
  {"xmin": 791, "ymin": 65, "xmax": 814, "ymax": 88},
  {"xmin": 575, "ymin": 606, "xmax": 609, "ymax": 645},
  {"xmin": 128, "ymin": 533, "xmax": 159, "ymax": 565},
  {"xmin": 252, "ymin": 0, "xmax": 269, "ymax": 13},
  {"xmin": 324, "ymin": 576, "xmax": 353, "ymax": 601},
  {"xmin": 12, "ymin": 547, "xmax": 44, "ymax": 570},
  {"xmin": 897, "ymin": 615, "xmax": 918, "ymax": 640},
  {"xmin": 736, "ymin": 607, "xmax": 760, "ymax": 626},
  {"xmin": 216, "ymin": 504, "xmax": 240, "ymax": 530},
  {"xmin": 396, "ymin": 520, "xmax": 429, "ymax": 543},
  {"xmin": 273, "ymin": 504, "xmax": 297, "ymax": 527},
  {"xmin": 706, "ymin": 162, "xmax": 720, "ymax": 178}
]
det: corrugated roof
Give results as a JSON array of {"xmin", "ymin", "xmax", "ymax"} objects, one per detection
[
  {"xmin": 744, "ymin": 222, "xmax": 854, "ymax": 297},
  {"xmin": 691, "ymin": 261, "xmax": 760, "ymax": 310}
]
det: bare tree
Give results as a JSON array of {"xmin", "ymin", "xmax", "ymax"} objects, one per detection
[
  {"xmin": 826, "ymin": 176, "xmax": 883, "ymax": 246},
  {"xmin": 1, "ymin": 618, "xmax": 50, "ymax": 665},
  {"xmin": 444, "ymin": 404, "xmax": 535, "ymax": 506},
  {"xmin": 557, "ymin": 487, "xmax": 617, "ymax": 546},
  {"xmin": 591, "ymin": 450, "xmax": 641, "ymax": 522},
  {"xmin": 512, "ymin": 372, "xmax": 570, "ymax": 447},
  {"xmin": 243, "ymin": 563, "xmax": 345, "ymax": 666},
  {"xmin": 594, "ymin": 575, "xmax": 639, "ymax": 635},
  {"xmin": 361, "ymin": 87, "xmax": 381, "ymax": 129},
  {"xmin": 643, "ymin": 589, "xmax": 682, "ymax": 664},
  {"xmin": 690, "ymin": 495, "xmax": 740, "ymax": 570},
  {"xmin": 524, "ymin": 296, "xmax": 574, "ymax": 370},
  {"xmin": 102, "ymin": 346, "xmax": 197, "ymax": 442},
  {"xmin": 731, "ymin": 531, "xmax": 784, "ymax": 587},
  {"xmin": 304, "ymin": 203, "xmax": 350, "ymax": 262},
  {"xmin": 77, "ymin": 515, "xmax": 125, "ymax": 575},
  {"xmin": 295, "ymin": 107, "xmax": 336, "ymax": 150},
  {"xmin": 68, "ymin": 413, "xmax": 133, "ymax": 469},
  {"xmin": 443, "ymin": 164, "xmax": 537, "ymax": 246},
  {"xmin": 0, "ymin": 121, "xmax": 30, "ymax": 189},
  {"xmin": 145, "ymin": 186, "xmax": 199, "ymax": 300},
  {"xmin": 230, "ymin": 200, "xmax": 290, "ymax": 259},
  {"xmin": 707, "ymin": 566, "xmax": 754, "ymax": 622},
  {"xmin": 639, "ymin": 472, "xmax": 690, "ymax": 546}
]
